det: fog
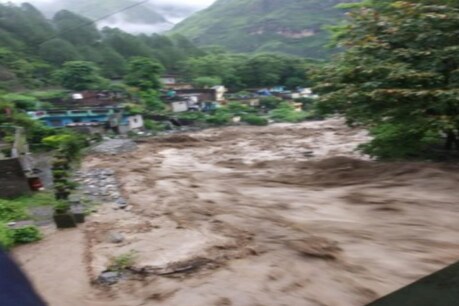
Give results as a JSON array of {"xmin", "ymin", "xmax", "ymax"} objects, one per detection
[{"xmin": 1, "ymin": 0, "xmax": 217, "ymax": 33}]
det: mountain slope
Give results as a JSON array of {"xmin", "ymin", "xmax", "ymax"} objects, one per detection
[
  {"xmin": 0, "ymin": 2, "xmax": 204, "ymax": 89},
  {"xmin": 171, "ymin": 0, "xmax": 355, "ymax": 58},
  {"xmin": 10, "ymin": 0, "xmax": 214, "ymax": 34},
  {"xmin": 59, "ymin": 0, "xmax": 168, "ymax": 24}
]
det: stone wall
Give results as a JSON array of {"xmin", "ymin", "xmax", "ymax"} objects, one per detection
[{"xmin": 0, "ymin": 158, "xmax": 31, "ymax": 198}]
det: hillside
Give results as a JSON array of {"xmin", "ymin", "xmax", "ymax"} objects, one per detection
[
  {"xmin": 0, "ymin": 2, "xmax": 203, "ymax": 90},
  {"xmin": 19, "ymin": 0, "xmax": 170, "ymax": 33},
  {"xmin": 8, "ymin": 0, "xmax": 215, "ymax": 34},
  {"xmin": 171, "ymin": 0, "xmax": 356, "ymax": 58}
]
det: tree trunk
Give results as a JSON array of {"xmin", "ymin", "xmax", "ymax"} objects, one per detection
[{"xmin": 445, "ymin": 130, "xmax": 458, "ymax": 150}]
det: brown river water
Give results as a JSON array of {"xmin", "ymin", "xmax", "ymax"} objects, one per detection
[{"xmin": 13, "ymin": 118, "xmax": 459, "ymax": 306}]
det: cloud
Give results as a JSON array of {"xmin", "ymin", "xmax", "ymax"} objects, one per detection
[
  {"xmin": 152, "ymin": 0, "xmax": 215, "ymax": 10},
  {"xmin": 1, "ymin": 0, "xmax": 217, "ymax": 33},
  {"xmin": 2, "ymin": 0, "xmax": 215, "ymax": 10}
]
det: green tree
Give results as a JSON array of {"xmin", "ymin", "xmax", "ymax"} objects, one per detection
[
  {"xmin": 97, "ymin": 45, "xmax": 127, "ymax": 78},
  {"xmin": 101, "ymin": 27, "xmax": 152, "ymax": 59},
  {"xmin": 313, "ymin": 0, "xmax": 459, "ymax": 158},
  {"xmin": 53, "ymin": 10, "xmax": 100, "ymax": 45},
  {"xmin": 140, "ymin": 90, "xmax": 165, "ymax": 111},
  {"xmin": 124, "ymin": 57, "xmax": 164, "ymax": 91},
  {"xmin": 55, "ymin": 61, "xmax": 106, "ymax": 91},
  {"xmin": 193, "ymin": 76, "xmax": 222, "ymax": 88},
  {"xmin": 39, "ymin": 39, "xmax": 81, "ymax": 66}
]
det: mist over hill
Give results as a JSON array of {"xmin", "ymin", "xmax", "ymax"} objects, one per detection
[{"xmin": 3, "ymin": 0, "xmax": 216, "ymax": 33}]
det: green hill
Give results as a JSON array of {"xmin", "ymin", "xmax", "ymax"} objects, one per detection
[
  {"xmin": 20, "ymin": 0, "xmax": 168, "ymax": 26},
  {"xmin": 0, "ymin": 3, "xmax": 203, "ymax": 90},
  {"xmin": 59, "ymin": 0, "xmax": 168, "ymax": 24},
  {"xmin": 171, "ymin": 0, "xmax": 356, "ymax": 58}
]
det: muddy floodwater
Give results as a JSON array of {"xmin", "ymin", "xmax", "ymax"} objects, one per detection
[{"xmin": 13, "ymin": 118, "xmax": 459, "ymax": 306}]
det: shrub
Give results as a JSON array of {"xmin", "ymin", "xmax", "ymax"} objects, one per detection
[
  {"xmin": 12, "ymin": 226, "xmax": 42, "ymax": 244},
  {"xmin": 144, "ymin": 120, "xmax": 166, "ymax": 132},
  {"xmin": 42, "ymin": 132, "xmax": 87, "ymax": 161},
  {"xmin": 270, "ymin": 103, "xmax": 308, "ymax": 123},
  {"xmin": 226, "ymin": 102, "xmax": 254, "ymax": 115},
  {"xmin": 177, "ymin": 111, "xmax": 207, "ymax": 122},
  {"xmin": 260, "ymin": 97, "xmax": 282, "ymax": 110},
  {"xmin": 52, "ymin": 170, "xmax": 69, "ymax": 179},
  {"xmin": 242, "ymin": 114, "xmax": 269, "ymax": 126},
  {"xmin": 206, "ymin": 113, "xmax": 232, "ymax": 125},
  {"xmin": 108, "ymin": 250, "xmax": 138, "ymax": 272},
  {"xmin": 54, "ymin": 201, "xmax": 71, "ymax": 214},
  {"xmin": 0, "ymin": 202, "xmax": 28, "ymax": 222},
  {"xmin": 359, "ymin": 123, "xmax": 439, "ymax": 159},
  {"xmin": 0, "ymin": 224, "xmax": 14, "ymax": 249}
]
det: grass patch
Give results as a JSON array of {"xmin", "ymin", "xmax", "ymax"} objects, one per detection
[
  {"xmin": 0, "ymin": 192, "xmax": 59, "ymax": 249},
  {"xmin": 3, "ymin": 192, "xmax": 60, "ymax": 209},
  {"xmin": 108, "ymin": 250, "xmax": 138, "ymax": 272}
]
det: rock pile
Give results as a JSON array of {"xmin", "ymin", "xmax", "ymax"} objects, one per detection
[
  {"xmin": 75, "ymin": 168, "xmax": 128, "ymax": 209},
  {"xmin": 92, "ymin": 139, "xmax": 138, "ymax": 155}
]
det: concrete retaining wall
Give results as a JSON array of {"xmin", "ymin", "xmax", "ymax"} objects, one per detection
[{"xmin": 0, "ymin": 158, "xmax": 31, "ymax": 198}]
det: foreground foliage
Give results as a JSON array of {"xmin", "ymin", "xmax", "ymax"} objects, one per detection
[
  {"xmin": 0, "ymin": 193, "xmax": 59, "ymax": 249},
  {"xmin": 313, "ymin": 0, "xmax": 459, "ymax": 159}
]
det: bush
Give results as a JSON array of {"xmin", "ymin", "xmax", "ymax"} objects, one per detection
[
  {"xmin": 42, "ymin": 132, "xmax": 87, "ymax": 161},
  {"xmin": 177, "ymin": 111, "xmax": 207, "ymax": 122},
  {"xmin": 12, "ymin": 226, "xmax": 42, "ymax": 244},
  {"xmin": 52, "ymin": 170, "xmax": 69, "ymax": 179},
  {"xmin": 0, "ymin": 224, "xmax": 14, "ymax": 249},
  {"xmin": 0, "ymin": 202, "xmax": 28, "ymax": 222},
  {"xmin": 270, "ymin": 103, "xmax": 308, "ymax": 123},
  {"xmin": 206, "ymin": 112, "xmax": 232, "ymax": 125},
  {"xmin": 260, "ymin": 97, "xmax": 282, "ymax": 110},
  {"xmin": 144, "ymin": 120, "xmax": 166, "ymax": 132},
  {"xmin": 359, "ymin": 123, "xmax": 439, "ymax": 159},
  {"xmin": 226, "ymin": 102, "xmax": 255, "ymax": 115},
  {"xmin": 140, "ymin": 90, "xmax": 166, "ymax": 111},
  {"xmin": 242, "ymin": 114, "xmax": 269, "ymax": 126},
  {"xmin": 108, "ymin": 250, "xmax": 138, "ymax": 272},
  {"xmin": 54, "ymin": 201, "xmax": 71, "ymax": 214}
]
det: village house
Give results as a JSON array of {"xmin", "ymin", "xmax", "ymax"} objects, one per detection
[
  {"xmin": 160, "ymin": 74, "xmax": 193, "ymax": 90},
  {"xmin": 28, "ymin": 90, "xmax": 144, "ymax": 134},
  {"xmin": 161, "ymin": 86, "xmax": 227, "ymax": 113},
  {"xmin": 27, "ymin": 108, "xmax": 144, "ymax": 135},
  {"xmin": 160, "ymin": 74, "xmax": 178, "ymax": 85}
]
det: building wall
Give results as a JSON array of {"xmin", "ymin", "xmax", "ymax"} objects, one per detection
[
  {"xmin": 41, "ymin": 115, "xmax": 110, "ymax": 127},
  {"xmin": 128, "ymin": 115, "xmax": 144, "ymax": 130},
  {"xmin": 160, "ymin": 77, "xmax": 176, "ymax": 85},
  {"xmin": 0, "ymin": 158, "xmax": 31, "ymax": 198},
  {"xmin": 171, "ymin": 101, "xmax": 189, "ymax": 113}
]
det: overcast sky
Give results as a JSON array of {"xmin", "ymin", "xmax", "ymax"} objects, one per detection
[{"xmin": 2, "ymin": 0, "xmax": 216, "ymax": 10}]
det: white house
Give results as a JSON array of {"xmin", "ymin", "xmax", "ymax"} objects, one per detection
[
  {"xmin": 127, "ymin": 115, "xmax": 144, "ymax": 130},
  {"xmin": 170, "ymin": 101, "xmax": 189, "ymax": 113},
  {"xmin": 160, "ymin": 75, "xmax": 177, "ymax": 85},
  {"xmin": 211, "ymin": 86, "xmax": 228, "ymax": 102}
]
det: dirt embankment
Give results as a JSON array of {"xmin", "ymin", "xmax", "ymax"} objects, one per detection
[{"xmin": 13, "ymin": 118, "xmax": 459, "ymax": 306}]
